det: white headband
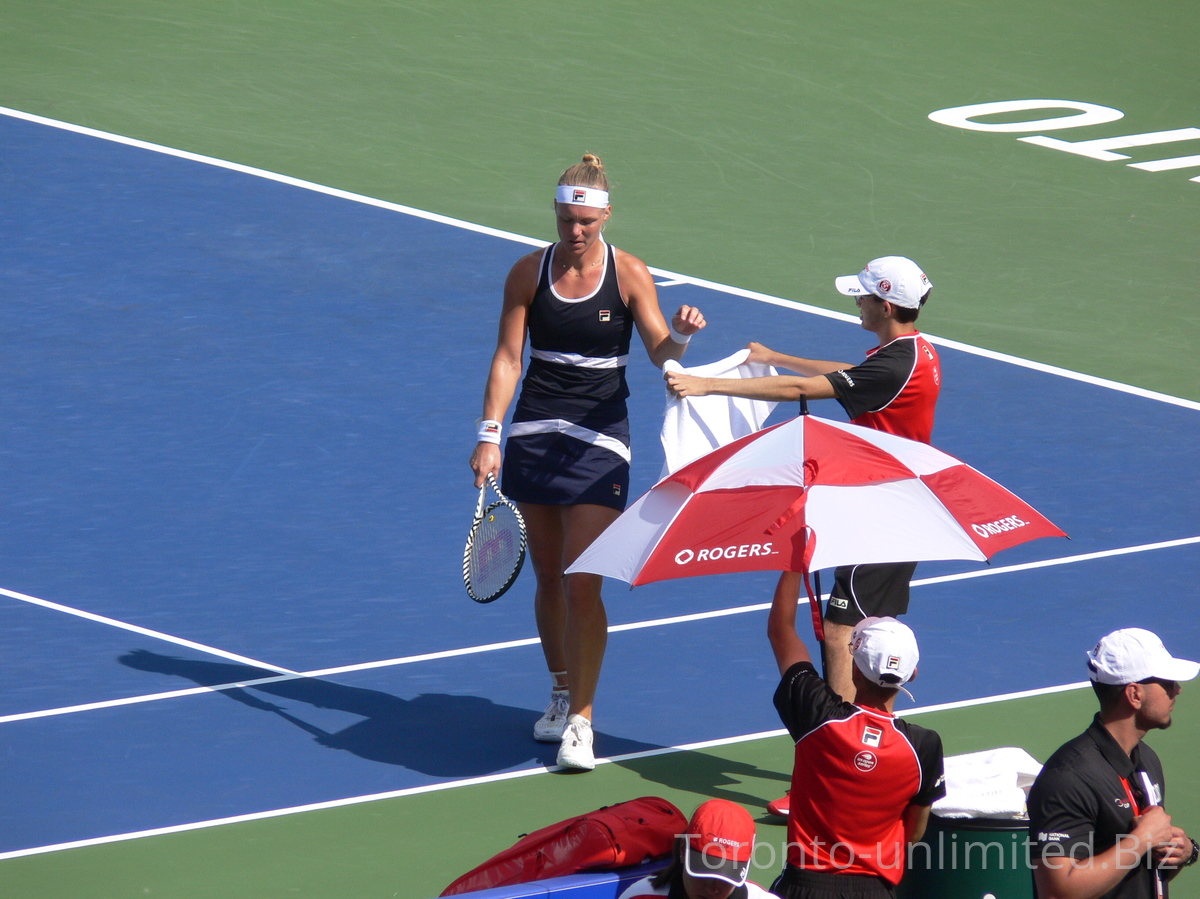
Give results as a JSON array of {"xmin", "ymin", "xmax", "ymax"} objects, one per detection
[{"xmin": 556, "ymin": 185, "xmax": 610, "ymax": 208}]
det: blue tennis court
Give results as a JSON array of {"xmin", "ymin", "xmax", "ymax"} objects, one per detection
[{"xmin": 2, "ymin": 108, "xmax": 1198, "ymax": 858}]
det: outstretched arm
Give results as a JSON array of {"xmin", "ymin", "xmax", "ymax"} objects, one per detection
[
  {"xmin": 666, "ymin": 369, "xmax": 837, "ymax": 402},
  {"xmin": 746, "ymin": 341, "xmax": 855, "ymax": 377},
  {"xmin": 767, "ymin": 572, "xmax": 812, "ymax": 675},
  {"xmin": 665, "ymin": 340, "xmax": 850, "ymax": 402}
]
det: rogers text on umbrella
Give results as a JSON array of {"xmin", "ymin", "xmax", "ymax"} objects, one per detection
[
  {"xmin": 971, "ymin": 516, "xmax": 1029, "ymax": 538},
  {"xmin": 675, "ymin": 543, "xmax": 781, "ymax": 565}
]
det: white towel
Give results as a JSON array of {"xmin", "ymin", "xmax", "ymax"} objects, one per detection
[
  {"xmin": 932, "ymin": 747, "xmax": 1043, "ymax": 819},
  {"xmin": 660, "ymin": 349, "xmax": 778, "ymax": 476}
]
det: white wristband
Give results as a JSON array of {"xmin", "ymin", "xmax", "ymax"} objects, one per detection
[
  {"xmin": 477, "ymin": 419, "xmax": 502, "ymax": 445},
  {"xmin": 668, "ymin": 323, "xmax": 692, "ymax": 345}
]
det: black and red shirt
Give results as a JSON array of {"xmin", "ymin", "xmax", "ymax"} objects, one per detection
[
  {"xmin": 1028, "ymin": 715, "xmax": 1168, "ymax": 899},
  {"xmin": 774, "ymin": 662, "xmax": 945, "ymax": 884},
  {"xmin": 824, "ymin": 332, "xmax": 940, "ymax": 443}
]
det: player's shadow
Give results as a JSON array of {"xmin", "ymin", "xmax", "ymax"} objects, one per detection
[{"xmin": 118, "ymin": 649, "xmax": 659, "ymax": 778}]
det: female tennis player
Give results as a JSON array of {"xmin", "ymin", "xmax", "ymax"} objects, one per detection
[{"xmin": 470, "ymin": 154, "xmax": 705, "ymax": 770}]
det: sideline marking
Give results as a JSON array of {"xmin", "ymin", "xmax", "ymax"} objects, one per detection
[
  {"xmin": 2, "ymin": 104, "xmax": 1197, "ymax": 413},
  {"xmin": 2, "ymin": 535, "xmax": 1195, "ymax": 726},
  {"xmin": 0, "ymin": 586, "xmax": 296, "ymax": 676},
  {"xmin": 0, "ymin": 679, "xmax": 1090, "ymax": 861}
]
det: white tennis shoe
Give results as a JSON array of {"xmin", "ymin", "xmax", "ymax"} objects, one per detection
[
  {"xmin": 533, "ymin": 690, "xmax": 570, "ymax": 742},
  {"xmin": 556, "ymin": 714, "xmax": 595, "ymax": 771}
]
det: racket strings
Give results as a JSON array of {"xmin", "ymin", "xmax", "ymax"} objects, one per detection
[
  {"xmin": 470, "ymin": 508, "xmax": 521, "ymax": 589},
  {"xmin": 464, "ymin": 496, "xmax": 526, "ymax": 602}
]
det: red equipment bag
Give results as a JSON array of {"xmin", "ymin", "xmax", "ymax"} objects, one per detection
[{"xmin": 440, "ymin": 796, "xmax": 687, "ymax": 896}]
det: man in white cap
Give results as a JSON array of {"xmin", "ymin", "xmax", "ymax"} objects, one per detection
[
  {"xmin": 765, "ymin": 577, "xmax": 945, "ymax": 899},
  {"xmin": 665, "ymin": 255, "xmax": 939, "ymax": 704},
  {"xmin": 1028, "ymin": 628, "xmax": 1198, "ymax": 899}
]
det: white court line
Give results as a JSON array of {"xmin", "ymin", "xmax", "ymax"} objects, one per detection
[
  {"xmin": 0, "ymin": 586, "xmax": 296, "ymax": 676},
  {"xmin": 0, "ymin": 635, "xmax": 545, "ymax": 725},
  {"xmin": 3, "ymin": 535, "xmax": 1195, "ymax": 727},
  {"xmin": 2, "ymin": 103, "xmax": 1198, "ymax": 413},
  {"xmin": 0, "ymin": 678, "xmax": 1091, "ymax": 861}
]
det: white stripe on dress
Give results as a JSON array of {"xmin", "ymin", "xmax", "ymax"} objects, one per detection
[
  {"xmin": 508, "ymin": 419, "xmax": 632, "ymax": 463},
  {"xmin": 529, "ymin": 348, "xmax": 628, "ymax": 369}
]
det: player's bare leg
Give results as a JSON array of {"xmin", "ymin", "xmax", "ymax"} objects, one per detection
[
  {"xmin": 519, "ymin": 503, "xmax": 569, "ymax": 678},
  {"xmin": 560, "ymin": 503, "xmax": 620, "ymax": 721},
  {"xmin": 553, "ymin": 504, "xmax": 619, "ymax": 770}
]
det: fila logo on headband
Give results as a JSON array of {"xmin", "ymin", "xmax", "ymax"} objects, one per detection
[{"xmin": 556, "ymin": 185, "xmax": 610, "ymax": 207}]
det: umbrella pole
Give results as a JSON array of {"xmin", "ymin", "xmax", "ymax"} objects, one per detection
[
  {"xmin": 798, "ymin": 398, "xmax": 822, "ymax": 659},
  {"xmin": 802, "ymin": 569, "xmax": 825, "ymax": 644},
  {"xmin": 812, "ymin": 570, "xmax": 829, "ymax": 678},
  {"xmin": 811, "ymin": 571, "xmax": 830, "ymax": 676}
]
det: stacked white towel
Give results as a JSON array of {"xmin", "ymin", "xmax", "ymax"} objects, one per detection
[
  {"xmin": 660, "ymin": 349, "xmax": 778, "ymax": 476},
  {"xmin": 933, "ymin": 747, "xmax": 1043, "ymax": 819}
]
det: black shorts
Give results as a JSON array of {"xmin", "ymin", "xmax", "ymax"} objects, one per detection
[
  {"xmin": 500, "ymin": 431, "xmax": 629, "ymax": 511},
  {"xmin": 823, "ymin": 562, "xmax": 918, "ymax": 626},
  {"xmin": 771, "ymin": 866, "xmax": 895, "ymax": 899}
]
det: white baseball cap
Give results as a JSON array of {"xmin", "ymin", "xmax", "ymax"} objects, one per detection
[
  {"xmin": 835, "ymin": 256, "xmax": 932, "ymax": 309},
  {"xmin": 851, "ymin": 616, "xmax": 919, "ymax": 689},
  {"xmin": 1086, "ymin": 628, "xmax": 1199, "ymax": 685}
]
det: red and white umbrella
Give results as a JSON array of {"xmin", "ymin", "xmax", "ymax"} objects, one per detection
[{"xmin": 567, "ymin": 414, "xmax": 1065, "ymax": 631}]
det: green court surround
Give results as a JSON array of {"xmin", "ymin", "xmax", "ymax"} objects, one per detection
[{"xmin": 1, "ymin": 690, "xmax": 1195, "ymax": 899}]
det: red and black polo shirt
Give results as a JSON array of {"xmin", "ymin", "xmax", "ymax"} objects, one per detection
[
  {"xmin": 824, "ymin": 332, "xmax": 940, "ymax": 444},
  {"xmin": 774, "ymin": 662, "xmax": 946, "ymax": 884}
]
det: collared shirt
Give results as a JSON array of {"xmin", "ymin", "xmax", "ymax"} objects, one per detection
[
  {"xmin": 774, "ymin": 662, "xmax": 945, "ymax": 884},
  {"xmin": 823, "ymin": 332, "xmax": 940, "ymax": 443},
  {"xmin": 1027, "ymin": 714, "xmax": 1168, "ymax": 899}
]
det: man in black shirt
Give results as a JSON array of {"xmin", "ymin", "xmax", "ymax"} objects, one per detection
[{"xmin": 1028, "ymin": 628, "xmax": 1199, "ymax": 899}]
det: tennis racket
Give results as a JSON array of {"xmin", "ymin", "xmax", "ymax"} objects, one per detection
[{"xmin": 463, "ymin": 473, "xmax": 527, "ymax": 603}]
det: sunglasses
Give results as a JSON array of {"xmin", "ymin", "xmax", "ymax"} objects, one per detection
[{"xmin": 1137, "ymin": 677, "xmax": 1180, "ymax": 691}]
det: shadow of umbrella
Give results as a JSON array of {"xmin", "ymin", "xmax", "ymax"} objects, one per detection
[
  {"xmin": 613, "ymin": 747, "xmax": 790, "ymax": 809},
  {"xmin": 119, "ymin": 650, "xmax": 659, "ymax": 778}
]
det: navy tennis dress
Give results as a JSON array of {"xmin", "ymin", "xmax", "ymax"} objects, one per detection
[{"xmin": 501, "ymin": 240, "xmax": 634, "ymax": 511}]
